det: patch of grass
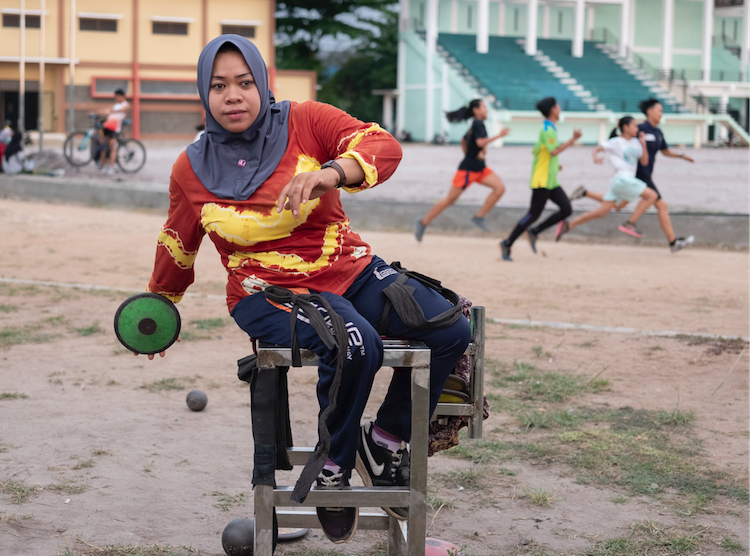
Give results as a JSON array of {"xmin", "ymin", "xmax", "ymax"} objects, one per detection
[
  {"xmin": 657, "ymin": 407, "xmax": 695, "ymax": 427},
  {"xmin": 498, "ymin": 467, "xmax": 517, "ymax": 476},
  {"xmin": 532, "ymin": 345, "xmax": 543, "ymax": 357},
  {"xmin": 211, "ymin": 491, "xmax": 246, "ymax": 512},
  {"xmin": 74, "ymin": 322, "xmax": 102, "ymax": 337},
  {"xmin": 0, "ymin": 392, "xmax": 28, "ymax": 400},
  {"xmin": 190, "ymin": 318, "xmax": 227, "ymax": 330},
  {"xmin": 61, "ymin": 537, "xmax": 207, "ymax": 556},
  {"xmin": 578, "ymin": 339, "xmax": 599, "ymax": 348},
  {"xmin": 585, "ymin": 520, "xmax": 702, "ymax": 556},
  {"xmin": 490, "ymin": 361, "xmax": 594, "ymax": 404},
  {"xmin": 44, "ymin": 315, "xmax": 66, "ymax": 325},
  {"xmin": 72, "ymin": 459, "xmax": 94, "ymax": 470},
  {"xmin": 92, "ymin": 449, "xmax": 111, "ymax": 457},
  {"xmin": 0, "ymin": 303, "xmax": 18, "ymax": 313},
  {"xmin": 611, "ymin": 495, "xmax": 628, "ymax": 504},
  {"xmin": 47, "ymin": 481, "xmax": 88, "ymax": 495},
  {"xmin": 0, "ymin": 512, "xmax": 32, "ymax": 522},
  {"xmin": 0, "ymin": 479, "xmax": 43, "ymax": 504},
  {"xmin": 675, "ymin": 493, "xmax": 712, "ymax": 517},
  {"xmin": 719, "ymin": 536, "xmax": 745, "ymax": 553},
  {"xmin": 435, "ymin": 465, "xmax": 486, "ymax": 490},
  {"xmin": 0, "ymin": 324, "xmax": 58, "ymax": 347},
  {"xmin": 523, "ymin": 486, "xmax": 553, "ymax": 506},
  {"xmin": 445, "ymin": 439, "xmax": 506, "ymax": 463},
  {"xmin": 140, "ymin": 376, "xmax": 195, "ymax": 393},
  {"xmin": 426, "ymin": 487, "xmax": 455, "ymax": 511}
]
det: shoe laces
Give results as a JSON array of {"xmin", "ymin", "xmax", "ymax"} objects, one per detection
[{"xmin": 318, "ymin": 471, "xmax": 344, "ymax": 488}]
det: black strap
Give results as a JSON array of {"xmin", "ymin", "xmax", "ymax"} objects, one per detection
[
  {"xmin": 262, "ymin": 286, "xmax": 349, "ymax": 504},
  {"xmin": 377, "ymin": 261, "xmax": 463, "ymax": 335}
]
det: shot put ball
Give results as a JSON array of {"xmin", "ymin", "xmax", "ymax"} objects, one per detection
[
  {"xmin": 186, "ymin": 390, "xmax": 208, "ymax": 412},
  {"xmin": 222, "ymin": 517, "xmax": 254, "ymax": 556}
]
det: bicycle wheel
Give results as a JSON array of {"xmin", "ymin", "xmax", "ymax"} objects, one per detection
[
  {"xmin": 116, "ymin": 138, "xmax": 147, "ymax": 173},
  {"xmin": 63, "ymin": 131, "xmax": 94, "ymax": 167}
]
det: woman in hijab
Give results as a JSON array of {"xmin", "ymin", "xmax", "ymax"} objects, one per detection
[
  {"xmin": 1, "ymin": 130, "xmax": 28, "ymax": 175},
  {"xmin": 142, "ymin": 35, "xmax": 470, "ymax": 544}
]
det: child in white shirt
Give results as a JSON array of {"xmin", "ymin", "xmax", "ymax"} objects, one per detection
[{"xmin": 555, "ymin": 116, "xmax": 657, "ymax": 240}]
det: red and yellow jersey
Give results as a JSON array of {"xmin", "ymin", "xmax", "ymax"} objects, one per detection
[{"xmin": 147, "ymin": 101, "xmax": 402, "ymax": 313}]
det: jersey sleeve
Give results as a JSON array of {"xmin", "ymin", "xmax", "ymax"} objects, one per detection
[
  {"xmin": 303, "ymin": 101, "xmax": 402, "ymax": 193},
  {"xmin": 147, "ymin": 156, "xmax": 205, "ymax": 303},
  {"xmin": 472, "ymin": 119, "xmax": 488, "ymax": 139},
  {"xmin": 541, "ymin": 127, "xmax": 560, "ymax": 152}
]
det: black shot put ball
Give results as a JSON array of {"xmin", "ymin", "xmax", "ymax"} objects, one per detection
[
  {"xmin": 186, "ymin": 390, "xmax": 208, "ymax": 412},
  {"xmin": 222, "ymin": 517, "xmax": 254, "ymax": 556}
]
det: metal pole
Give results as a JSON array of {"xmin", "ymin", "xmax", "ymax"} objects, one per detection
[
  {"xmin": 68, "ymin": 0, "xmax": 76, "ymax": 132},
  {"xmin": 19, "ymin": 0, "xmax": 25, "ymax": 132},
  {"xmin": 38, "ymin": 0, "xmax": 45, "ymax": 150}
]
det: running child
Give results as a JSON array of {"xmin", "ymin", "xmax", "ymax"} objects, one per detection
[
  {"xmin": 555, "ymin": 116, "xmax": 657, "ymax": 240},
  {"xmin": 414, "ymin": 99, "xmax": 509, "ymax": 241},
  {"xmin": 499, "ymin": 97, "xmax": 581, "ymax": 261},
  {"xmin": 568, "ymin": 99, "xmax": 694, "ymax": 252}
]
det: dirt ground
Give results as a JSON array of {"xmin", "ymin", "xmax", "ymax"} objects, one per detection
[{"xmin": 0, "ymin": 198, "xmax": 747, "ymax": 556}]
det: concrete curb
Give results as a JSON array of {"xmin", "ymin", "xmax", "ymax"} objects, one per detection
[{"xmin": 2, "ymin": 174, "xmax": 748, "ymax": 247}]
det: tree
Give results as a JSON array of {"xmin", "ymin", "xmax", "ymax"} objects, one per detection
[
  {"xmin": 275, "ymin": 0, "xmax": 395, "ymax": 74},
  {"xmin": 316, "ymin": 6, "xmax": 398, "ymax": 123}
]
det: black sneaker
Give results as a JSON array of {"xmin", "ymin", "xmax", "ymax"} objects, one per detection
[
  {"xmin": 527, "ymin": 229, "xmax": 538, "ymax": 254},
  {"xmin": 500, "ymin": 239, "xmax": 512, "ymax": 261},
  {"xmin": 315, "ymin": 468, "xmax": 358, "ymax": 544},
  {"xmin": 354, "ymin": 422, "xmax": 409, "ymax": 520}
]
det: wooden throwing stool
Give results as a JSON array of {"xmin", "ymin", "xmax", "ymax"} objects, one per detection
[{"xmin": 246, "ymin": 306, "xmax": 485, "ymax": 556}]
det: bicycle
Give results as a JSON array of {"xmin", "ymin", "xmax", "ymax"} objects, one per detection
[{"xmin": 63, "ymin": 114, "xmax": 147, "ymax": 173}]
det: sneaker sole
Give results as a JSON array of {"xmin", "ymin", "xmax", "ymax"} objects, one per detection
[
  {"xmin": 618, "ymin": 225, "xmax": 642, "ymax": 239},
  {"xmin": 316, "ymin": 506, "xmax": 359, "ymax": 544},
  {"xmin": 354, "ymin": 453, "xmax": 408, "ymax": 521}
]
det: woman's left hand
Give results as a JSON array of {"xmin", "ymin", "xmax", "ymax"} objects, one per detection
[{"xmin": 276, "ymin": 168, "xmax": 339, "ymax": 218}]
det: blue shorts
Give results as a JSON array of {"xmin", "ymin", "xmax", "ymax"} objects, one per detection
[{"xmin": 603, "ymin": 174, "xmax": 648, "ymax": 203}]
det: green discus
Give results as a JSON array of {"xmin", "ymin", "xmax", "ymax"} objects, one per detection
[{"xmin": 114, "ymin": 293, "xmax": 181, "ymax": 355}]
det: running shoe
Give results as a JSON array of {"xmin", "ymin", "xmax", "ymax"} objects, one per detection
[
  {"xmin": 569, "ymin": 185, "xmax": 586, "ymax": 201},
  {"xmin": 355, "ymin": 422, "xmax": 409, "ymax": 520},
  {"xmin": 670, "ymin": 235, "xmax": 695, "ymax": 253},
  {"xmin": 618, "ymin": 221, "xmax": 642, "ymax": 239},
  {"xmin": 527, "ymin": 229, "xmax": 538, "ymax": 254},
  {"xmin": 414, "ymin": 218, "xmax": 427, "ymax": 242},
  {"xmin": 106, "ymin": 166, "xmax": 116, "ymax": 176},
  {"xmin": 315, "ymin": 468, "xmax": 358, "ymax": 543},
  {"xmin": 499, "ymin": 240, "xmax": 512, "ymax": 261},
  {"xmin": 555, "ymin": 220, "xmax": 569, "ymax": 242},
  {"xmin": 471, "ymin": 216, "xmax": 491, "ymax": 232}
]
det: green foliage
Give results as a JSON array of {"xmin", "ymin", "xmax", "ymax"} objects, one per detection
[
  {"xmin": 75, "ymin": 322, "xmax": 102, "ymax": 337},
  {"xmin": 317, "ymin": 6, "xmax": 398, "ymax": 123},
  {"xmin": 189, "ymin": 318, "xmax": 227, "ymax": 330},
  {"xmin": 0, "ymin": 392, "xmax": 28, "ymax": 400}
]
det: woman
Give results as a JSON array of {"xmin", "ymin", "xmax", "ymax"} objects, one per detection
[
  {"xmin": 414, "ymin": 99, "xmax": 509, "ymax": 241},
  {"xmin": 141, "ymin": 35, "xmax": 470, "ymax": 544},
  {"xmin": 1, "ymin": 130, "xmax": 29, "ymax": 176},
  {"xmin": 555, "ymin": 116, "xmax": 657, "ymax": 240}
]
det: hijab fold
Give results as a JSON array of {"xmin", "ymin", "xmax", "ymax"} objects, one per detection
[{"xmin": 186, "ymin": 35, "xmax": 290, "ymax": 200}]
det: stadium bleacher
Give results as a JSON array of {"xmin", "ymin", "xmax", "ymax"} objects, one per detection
[
  {"xmin": 437, "ymin": 34, "xmax": 590, "ymax": 111},
  {"xmin": 436, "ymin": 33, "xmax": 682, "ymax": 114}
]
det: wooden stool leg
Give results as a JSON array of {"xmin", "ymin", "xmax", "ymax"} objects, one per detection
[
  {"xmin": 388, "ymin": 516, "xmax": 407, "ymax": 556},
  {"xmin": 407, "ymin": 362, "xmax": 429, "ymax": 556},
  {"xmin": 254, "ymin": 485, "xmax": 275, "ymax": 556}
]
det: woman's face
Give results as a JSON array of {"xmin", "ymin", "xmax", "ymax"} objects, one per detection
[
  {"xmin": 623, "ymin": 120, "xmax": 638, "ymax": 137},
  {"xmin": 208, "ymin": 50, "xmax": 261, "ymax": 133},
  {"xmin": 472, "ymin": 101, "xmax": 488, "ymax": 120},
  {"xmin": 646, "ymin": 102, "xmax": 663, "ymax": 124}
]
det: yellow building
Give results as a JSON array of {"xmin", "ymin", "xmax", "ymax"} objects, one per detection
[{"xmin": 0, "ymin": 0, "xmax": 317, "ymax": 138}]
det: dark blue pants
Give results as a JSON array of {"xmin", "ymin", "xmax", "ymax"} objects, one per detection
[{"xmin": 231, "ymin": 255, "xmax": 471, "ymax": 469}]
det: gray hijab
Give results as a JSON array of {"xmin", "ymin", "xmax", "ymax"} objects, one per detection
[{"xmin": 186, "ymin": 35, "xmax": 290, "ymax": 200}]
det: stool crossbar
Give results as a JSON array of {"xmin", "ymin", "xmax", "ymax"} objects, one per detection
[{"xmin": 249, "ymin": 306, "xmax": 485, "ymax": 556}]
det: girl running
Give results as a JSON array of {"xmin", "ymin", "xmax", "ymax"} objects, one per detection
[
  {"xmin": 499, "ymin": 96, "xmax": 581, "ymax": 261},
  {"xmin": 414, "ymin": 99, "xmax": 509, "ymax": 241},
  {"xmin": 555, "ymin": 116, "xmax": 657, "ymax": 241}
]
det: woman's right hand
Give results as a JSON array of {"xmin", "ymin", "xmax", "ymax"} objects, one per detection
[{"xmin": 133, "ymin": 335, "xmax": 181, "ymax": 360}]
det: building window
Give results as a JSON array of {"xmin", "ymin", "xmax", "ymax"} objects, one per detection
[
  {"xmin": 80, "ymin": 18, "xmax": 117, "ymax": 32},
  {"xmin": 153, "ymin": 21, "xmax": 188, "ymax": 35},
  {"xmin": 221, "ymin": 24, "xmax": 255, "ymax": 38},
  {"xmin": 95, "ymin": 79, "xmax": 129, "ymax": 96},
  {"xmin": 513, "ymin": 8, "xmax": 519, "ymax": 32},
  {"xmin": 140, "ymin": 80, "xmax": 198, "ymax": 97},
  {"xmin": 558, "ymin": 12, "xmax": 563, "ymax": 34},
  {"xmin": 3, "ymin": 14, "xmax": 41, "ymax": 28},
  {"xmin": 467, "ymin": 5, "xmax": 473, "ymax": 29}
]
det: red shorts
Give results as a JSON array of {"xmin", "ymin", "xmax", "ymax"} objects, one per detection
[{"xmin": 452, "ymin": 167, "xmax": 494, "ymax": 189}]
